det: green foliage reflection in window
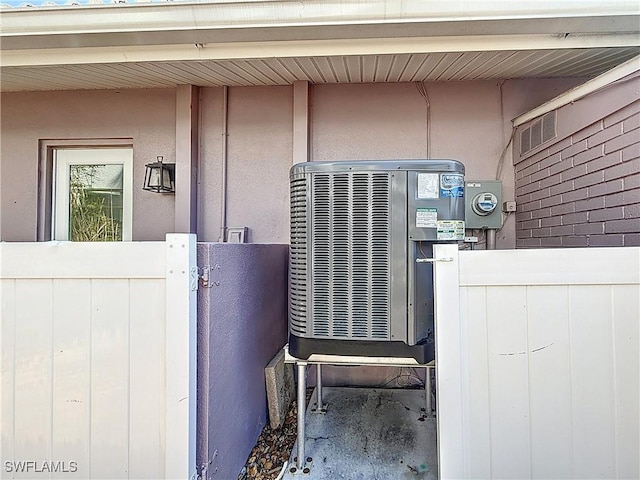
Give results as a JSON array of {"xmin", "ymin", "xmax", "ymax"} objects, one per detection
[{"xmin": 69, "ymin": 164, "xmax": 124, "ymax": 241}]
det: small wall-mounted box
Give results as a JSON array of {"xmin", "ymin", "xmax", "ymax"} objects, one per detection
[
  {"xmin": 464, "ymin": 180, "xmax": 503, "ymax": 229},
  {"xmin": 503, "ymin": 201, "xmax": 517, "ymax": 213},
  {"xmin": 226, "ymin": 227, "xmax": 248, "ymax": 243}
]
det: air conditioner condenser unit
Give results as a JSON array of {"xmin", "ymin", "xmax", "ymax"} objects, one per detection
[{"xmin": 289, "ymin": 160, "xmax": 465, "ymax": 363}]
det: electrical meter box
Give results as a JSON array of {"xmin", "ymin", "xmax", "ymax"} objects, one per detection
[{"xmin": 465, "ymin": 180, "xmax": 502, "ymax": 229}]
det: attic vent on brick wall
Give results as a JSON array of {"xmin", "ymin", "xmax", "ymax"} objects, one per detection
[{"xmin": 520, "ymin": 111, "xmax": 557, "ymax": 155}]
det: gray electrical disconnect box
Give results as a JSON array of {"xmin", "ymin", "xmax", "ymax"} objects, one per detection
[
  {"xmin": 288, "ymin": 159, "xmax": 465, "ymax": 363},
  {"xmin": 464, "ymin": 180, "xmax": 503, "ymax": 229}
]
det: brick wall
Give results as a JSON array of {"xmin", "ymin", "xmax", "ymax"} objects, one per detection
[{"xmin": 514, "ymin": 98, "xmax": 640, "ymax": 248}]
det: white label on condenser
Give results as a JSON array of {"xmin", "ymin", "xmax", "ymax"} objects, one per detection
[
  {"xmin": 437, "ymin": 220, "xmax": 465, "ymax": 240},
  {"xmin": 416, "ymin": 208, "xmax": 438, "ymax": 228},
  {"xmin": 417, "ymin": 173, "xmax": 439, "ymax": 199}
]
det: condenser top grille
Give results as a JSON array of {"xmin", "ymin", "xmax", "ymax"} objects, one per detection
[{"xmin": 311, "ymin": 171, "xmax": 391, "ymax": 340}]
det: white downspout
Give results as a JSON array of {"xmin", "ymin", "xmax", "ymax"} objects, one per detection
[{"xmin": 218, "ymin": 85, "xmax": 229, "ymax": 242}]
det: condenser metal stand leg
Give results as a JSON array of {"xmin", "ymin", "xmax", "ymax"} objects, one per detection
[
  {"xmin": 316, "ymin": 364, "xmax": 325, "ymax": 412},
  {"xmin": 296, "ymin": 362, "xmax": 307, "ymax": 472},
  {"xmin": 425, "ymin": 366, "xmax": 433, "ymax": 418}
]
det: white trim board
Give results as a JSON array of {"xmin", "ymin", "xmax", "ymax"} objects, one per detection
[
  {"xmin": 458, "ymin": 247, "xmax": 640, "ymax": 286},
  {"xmin": 0, "ymin": 241, "xmax": 166, "ymax": 278}
]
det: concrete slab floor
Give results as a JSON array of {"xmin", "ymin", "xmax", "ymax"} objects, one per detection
[{"xmin": 282, "ymin": 387, "xmax": 437, "ymax": 480}]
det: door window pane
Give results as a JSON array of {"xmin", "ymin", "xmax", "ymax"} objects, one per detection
[
  {"xmin": 53, "ymin": 148, "xmax": 133, "ymax": 241},
  {"xmin": 69, "ymin": 164, "xmax": 124, "ymax": 241}
]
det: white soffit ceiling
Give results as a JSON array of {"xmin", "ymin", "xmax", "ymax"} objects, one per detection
[
  {"xmin": 1, "ymin": 0, "xmax": 639, "ymax": 91},
  {"xmin": 2, "ymin": 48, "xmax": 639, "ymax": 92}
]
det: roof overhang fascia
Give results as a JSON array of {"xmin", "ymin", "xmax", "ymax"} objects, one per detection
[
  {"xmin": 2, "ymin": 1, "xmax": 639, "ymax": 39},
  {"xmin": 3, "ymin": 33, "xmax": 639, "ymax": 67},
  {"xmin": 1, "ymin": 1, "xmax": 639, "ymax": 68}
]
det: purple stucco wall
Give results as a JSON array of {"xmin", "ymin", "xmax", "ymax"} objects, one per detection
[
  {"xmin": 514, "ymin": 72, "xmax": 640, "ymax": 247},
  {"xmin": 196, "ymin": 243, "xmax": 288, "ymax": 480},
  {"xmin": 2, "ymin": 78, "xmax": 585, "ymax": 246},
  {"xmin": 0, "ymin": 88, "xmax": 177, "ymax": 241}
]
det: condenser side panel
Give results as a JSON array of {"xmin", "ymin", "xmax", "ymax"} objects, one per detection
[
  {"xmin": 406, "ymin": 169, "xmax": 465, "ymax": 346},
  {"xmin": 389, "ymin": 171, "xmax": 408, "ymax": 343}
]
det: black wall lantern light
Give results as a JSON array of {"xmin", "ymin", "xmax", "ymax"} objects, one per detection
[{"xmin": 143, "ymin": 156, "xmax": 175, "ymax": 193}]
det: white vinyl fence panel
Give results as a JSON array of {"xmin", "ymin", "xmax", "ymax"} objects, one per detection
[
  {"xmin": 0, "ymin": 235, "xmax": 196, "ymax": 480},
  {"xmin": 435, "ymin": 245, "xmax": 640, "ymax": 480}
]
